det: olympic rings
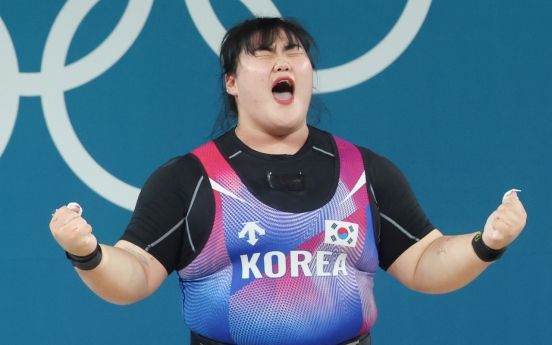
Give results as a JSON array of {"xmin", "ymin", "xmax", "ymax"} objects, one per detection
[
  {"xmin": 0, "ymin": 0, "xmax": 152, "ymax": 210},
  {"xmin": 0, "ymin": 0, "xmax": 431, "ymax": 211}
]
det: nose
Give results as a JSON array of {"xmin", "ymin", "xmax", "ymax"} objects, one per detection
[
  {"xmin": 274, "ymin": 55, "xmax": 291, "ymax": 72},
  {"xmin": 276, "ymin": 63, "xmax": 290, "ymax": 72}
]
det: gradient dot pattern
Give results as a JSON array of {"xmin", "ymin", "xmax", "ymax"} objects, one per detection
[{"xmin": 178, "ymin": 137, "xmax": 378, "ymax": 344}]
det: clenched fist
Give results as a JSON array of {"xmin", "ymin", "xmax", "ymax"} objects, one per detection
[
  {"xmin": 482, "ymin": 190, "xmax": 527, "ymax": 250},
  {"xmin": 50, "ymin": 203, "xmax": 97, "ymax": 256}
]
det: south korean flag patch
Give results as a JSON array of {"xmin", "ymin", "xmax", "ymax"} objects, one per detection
[{"xmin": 324, "ymin": 220, "xmax": 359, "ymax": 247}]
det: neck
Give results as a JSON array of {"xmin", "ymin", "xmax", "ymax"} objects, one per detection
[{"xmin": 234, "ymin": 124, "xmax": 309, "ymax": 155}]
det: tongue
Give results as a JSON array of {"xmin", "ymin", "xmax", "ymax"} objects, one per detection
[{"xmin": 273, "ymin": 91, "xmax": 293, "ymax": 101}]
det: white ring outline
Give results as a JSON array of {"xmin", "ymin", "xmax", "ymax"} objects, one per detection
[
  {"xmin": 0, "ymin": 0, "xmax": 152, "ymax": 209},
  {"xmin": 185, "ymin": 0, "xmax": 432, "ymax": 93},
  {"xmin": 0, "ymin": 18, "xmax": 20, "ymax": 159},
  {"xmin": 40, "ymin": 0, "xmax": 152, "ymax": 210}
]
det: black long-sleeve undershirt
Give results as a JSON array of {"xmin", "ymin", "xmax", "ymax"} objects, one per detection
[{"xmin": 121, "ymin": 127, "xmax": 434, "ymax": 274}]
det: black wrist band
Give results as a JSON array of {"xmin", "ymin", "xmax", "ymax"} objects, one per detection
[
  {"xmin": 66, "ymin": 244, "xmax": 102, "ymax": 270},
  {"xmin": 472, "ymin": 231, "xmax": 507, "ymax": 262}
]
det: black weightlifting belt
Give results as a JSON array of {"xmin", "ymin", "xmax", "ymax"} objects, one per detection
[{"xmin": 190, "ymin": 331, "xmax": 371, "ymax": 345}]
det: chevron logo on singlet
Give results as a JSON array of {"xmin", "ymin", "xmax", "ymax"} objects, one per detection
[
  {"xmin": 238, "ymin": 221, "xmax": 265, "ymax": 245},
  {"xmin": 324, "ymin": 220, "xmax": 359, "ymax": 247}
]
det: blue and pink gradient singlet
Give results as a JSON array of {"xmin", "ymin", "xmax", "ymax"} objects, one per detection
[{"xmin": 179, "ymin": 137, "xmax": 379, "ymax": 345}]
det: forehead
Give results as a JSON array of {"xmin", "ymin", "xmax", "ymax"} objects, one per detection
[{"xmin": 242, "ymin": 29, "xmax": 301, "ymax": 53}]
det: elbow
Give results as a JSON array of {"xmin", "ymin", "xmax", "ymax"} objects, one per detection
[
  {"xmin": 95, "ymin": 290, "xmax": 149, "ymax": 305},
  {"xmin": 409, "ymin": 283, "xmax": 459, "ymax": 295}
]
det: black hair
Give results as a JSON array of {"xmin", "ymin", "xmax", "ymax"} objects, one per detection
[{"xmin": 212, "ymin": 17, "xmax": 325, "ymax": 137}]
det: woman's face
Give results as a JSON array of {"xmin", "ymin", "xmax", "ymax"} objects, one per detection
[{"xmin": 226, "ymin": 33, "xmax": 313, "ymax": 137}]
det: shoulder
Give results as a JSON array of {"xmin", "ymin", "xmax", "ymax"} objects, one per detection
[
  {"xmin": 355, "ymin": 146, "xmax": 395, "ymax": 169},
  {"xmin": 355, "ymin": 146, "xmax": 406, "ymax": 185},
  {"xmin": 144, "ymin": 154, "xmax": 204, "ymax": 189},
  {"xmin": 312, "ymin": 130, "xmax": 400, "ymax": 180}
]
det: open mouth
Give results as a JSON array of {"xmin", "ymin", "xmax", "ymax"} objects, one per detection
[{"xmin": 272, "ymin": 78, "xmax": 294, "ymax": 104}]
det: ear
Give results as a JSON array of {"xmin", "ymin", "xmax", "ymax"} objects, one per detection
[{"xmin": 225, "ymin": 74, "xmax": 238, "ymax": 96}]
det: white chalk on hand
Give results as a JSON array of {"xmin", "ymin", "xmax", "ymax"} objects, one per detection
[
  {"xmin": 502, "ymin": 189, "xmax": 521, "ymax": 203},
  {"xmin": 67, "ymin": 202, "xmax": 83, "ymax": 216}
]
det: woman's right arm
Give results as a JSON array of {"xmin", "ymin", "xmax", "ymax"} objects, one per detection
[{"xmin": 50, "ymin": 205, "xmax": 168, "ymax": 305}]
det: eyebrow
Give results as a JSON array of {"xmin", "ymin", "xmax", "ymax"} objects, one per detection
[
  {"xmin": 254, "ymin": 42, "xmax": 301, "ymax": 52},
  {"xmin": 284, "ymin": 42, "xmax": 301, "ymax": 50}
]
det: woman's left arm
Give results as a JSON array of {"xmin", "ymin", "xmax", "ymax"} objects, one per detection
[{"xmin": 387, "ymin": 191, "xmax": 527, "ymax": 294}]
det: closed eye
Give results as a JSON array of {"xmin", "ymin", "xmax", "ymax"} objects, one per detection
[
  {"xmin": 284, "ymin": 46, "xmax": 304, "ymax": 57},
  {"xmin": 253, "ymin": 45, "xmax": 274, "ymax": 57},
  {"xmin": 254, "ymin": 51, "xmax": 273, "ymax": 58}
]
